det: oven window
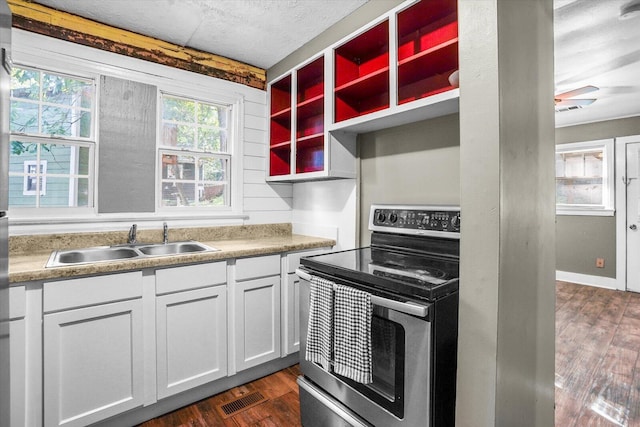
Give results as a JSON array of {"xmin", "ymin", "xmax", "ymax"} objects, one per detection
[
  {"xmin": 336, "ymin": 312, "xmax": 405, "ymax": 418},
  {"xmin": 370, "ymin": 316, "xmax": 399, "ymax": 400}
]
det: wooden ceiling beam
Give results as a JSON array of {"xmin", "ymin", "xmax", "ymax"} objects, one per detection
[{"xmin": 7, "ymin": 0, "xmax": 267, "ymax": 90}]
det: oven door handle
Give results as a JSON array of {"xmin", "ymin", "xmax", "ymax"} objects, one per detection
[{"xmin": 295, "ymin": 268, "xmax": 430, "ymax": 318}]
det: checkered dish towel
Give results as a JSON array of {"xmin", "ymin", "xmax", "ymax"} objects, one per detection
[
  {"xmin": 305, "ymin": 276, "xmax": 333, "ymax": 371},
  {"xmin": 333, "ymin": 284, "xmax": 373, "ymax": 384}
]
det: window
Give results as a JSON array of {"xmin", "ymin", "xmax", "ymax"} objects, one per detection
[
  {"xmin": 8, "ymin": 66, "xmax": 95, "ymax": 209},
  {"xmin": 159, "ymin": 93, "xmax": 231, "ymax": 208},
  {"xmin": 23, "ymin": 160, "xmax": 47, "ymax": 195},
  {"xmin": 556, "ymin": 139, "xmax": 614, "ymax": 216}
]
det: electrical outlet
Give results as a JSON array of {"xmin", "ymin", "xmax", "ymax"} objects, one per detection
[{"xmin": 596, "ymin": 258, "xmax": 605, "ymax": 268}]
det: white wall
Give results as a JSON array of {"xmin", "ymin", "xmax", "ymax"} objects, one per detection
[{"xmin": 292, "ymin": 179, "xmax": 357, "ymax": 250}]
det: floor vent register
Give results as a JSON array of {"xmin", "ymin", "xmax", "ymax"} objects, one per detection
[{"xmin": 217, "ymin": 391, "xmax": 268, "ymax": 417}]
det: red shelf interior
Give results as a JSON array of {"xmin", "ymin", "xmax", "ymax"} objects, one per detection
[
  {"xmin": 297, "ymin": 56, "xmax": 324, "ymax": 104},
  {"xmin": 270, "ymin": 144, "xmax": 291, "ymax": 176},
  {"xmin": 397, "ymin": 0, "xmax": 457, "ymax": 44},
  {"xmin": 270, "ymin": 73, "xmax": 292, "ymax": 147},
  {"xmin": 270, "ymin": 115, "xmax": 292, "ymax": 146},
  {"xmin": 296, "ymin": 111, "xmax": 323, "ymax": 139},
  {"xmin": 398, "ymin": 41, "xmax": 458, "ymax": 104},
  {"xmin": 270, "ymin": 74, "xmax": 292, "ymax": 176},
  {"xmin": 296, "ymin": 135, "xmax": 324, "ymax": 173},
  {"xmin": 297, "ymin": 56, "xmax": 325, "ymax": 144},
  {"xmin": 270, "ymin": 75, "xmax": 292, "ymax": 115},
  {"xmin": 334, "ymin": 20, "xmax": 390, "ymax": 123},
  {"xmin": 396, "ymin": 0, "xmax": 458, "ymax": 105}
]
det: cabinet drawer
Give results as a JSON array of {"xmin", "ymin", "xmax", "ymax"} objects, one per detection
[
  {"xmin": 235, "ymin": 254, "xmax": 280, "ymax": 281},
  {"xmin": 156, "ymin": 262, "xmax": 226, "ymax": 295},
  {"xmin": 44, "ymin": 271, "xmax": 143, "ymax": 313}
]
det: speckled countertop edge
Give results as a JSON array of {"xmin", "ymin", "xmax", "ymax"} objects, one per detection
[{"xmin": 9, "ymin": 225, "xmax": 335, "ymax": 284}]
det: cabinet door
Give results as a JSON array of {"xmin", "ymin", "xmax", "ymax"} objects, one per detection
[
  {"xmin": 9, "ymin": 286, "xmax": 26, "ymax": 427},
  {"xmin": 283, "ymin": 272, "xmax": 301, "ymax": 355},
  {"xmin": 156, "ymin": 286, "xmax": 227, "ymax": 399},
  {"xmin": 234, "ymin": 275, "xmax": 281, "ymax": 371},
  {"xmin": 10, "ymin": 318, "xmax": 25, "ymax": 427},
  {"xmin": 43, "ymin": 299, "xmax": 143, "ymax": 427}
]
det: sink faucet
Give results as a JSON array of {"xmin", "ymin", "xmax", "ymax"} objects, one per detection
[
  {"xmin": 163, "ymin": 222, "xmax": 169, "ymax": 244},
  {"xmin": 128, "ymin": 224, "xmax": 137, "ymax": 244}
]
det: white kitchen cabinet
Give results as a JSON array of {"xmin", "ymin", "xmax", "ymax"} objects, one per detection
[
  {"xmin": 282, "ymin": 248, "xmax": 331, "ymax": 355},
  {"xmin": 233, "ymin": 255, "xmax": 281, "ymax": 371},
  {"xmin": 9, "ymin": 285, "xmax": 26, "ymax": 427},
  {"xmin": 43, "ymin": 272, "xmax": 144, "ymax": 427},
  {"xmin": 282, "ymin": 272, "xmax": 301, "ymax": 355},
  {"xmin": 155, "ymin": 262, "xmax": 227, "ymax": 400}
]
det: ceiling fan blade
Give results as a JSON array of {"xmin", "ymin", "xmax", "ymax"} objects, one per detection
[
  {"xmin": 554, "ymin": 85, "xmax": 599, "ymax": 100},
  {"xmin": 554, "ymin": 98, "xmax": 596, "ymax": 107}
]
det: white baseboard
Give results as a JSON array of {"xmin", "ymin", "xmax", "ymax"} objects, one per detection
[{"xmin": 556, "ymin": 270, "xmax": 620, "ymax": 290}]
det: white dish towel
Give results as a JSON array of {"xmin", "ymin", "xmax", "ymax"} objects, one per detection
[{"xmin": 333, "ymin": 283, "xmax": 373, "ymax": 384}]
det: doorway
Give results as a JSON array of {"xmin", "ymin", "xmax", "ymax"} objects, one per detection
[{"xmin": 615, "ymin": 135, "xmax": 640, "ymax": 292}]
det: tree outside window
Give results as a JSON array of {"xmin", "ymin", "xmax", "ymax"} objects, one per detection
[
  {"xmin": 8, "ymin": 66, "xmax": 95, "ymax": 209},
  {"xmin": 159, "ymin": 94, "xmax": 231, "ymax": 208}
]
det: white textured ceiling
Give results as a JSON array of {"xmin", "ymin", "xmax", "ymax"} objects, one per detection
[
  {"xmin": 29, "ymin": 0, "xmax": 640, "ymax": 127},
  {"xmin": 554, "ymin": 0, "xmax": 640, "ymax": 127},
  {"xmin": 32, "ymin": 0, "xmax": 369, "ymax": 69}
]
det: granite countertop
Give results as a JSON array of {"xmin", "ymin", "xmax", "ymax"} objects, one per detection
[{"xmin": 9, "ymin": 224, "xmax": 335, "ymax": 284}]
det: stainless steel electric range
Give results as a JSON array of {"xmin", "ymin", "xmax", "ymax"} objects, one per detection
[{"xmin": 296, "ymin": 204, "xmax": 460, "ymax": 427}]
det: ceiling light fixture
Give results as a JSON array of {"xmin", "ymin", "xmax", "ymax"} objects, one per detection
[{"xmin": 620, "ymin": 0, "xmax": 640, "ymax": 19}]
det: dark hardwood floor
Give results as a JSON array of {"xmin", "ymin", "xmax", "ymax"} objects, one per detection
[
  {"xmin": 141, "ymin": 281, "xmax": 640, "ymax": 426},
  {"xmin": 556, "ymin": 281, "xmax": 640, "ymax": 427},
  {"xmin": 138, "ymin": 365, "xmax": 302, "ymax": 427}
]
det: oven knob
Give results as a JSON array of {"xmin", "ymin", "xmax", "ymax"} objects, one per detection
[
  {"xmin": 389, "ymin": 213, "xmax": 398, "ymax": 223},
  {"xmin": 377, "ymin": 212, "xmax": 386, "ymax": 223},
  {"xmin": 451, "ymin": 214, "xmax": 460, "ymax": 230}
]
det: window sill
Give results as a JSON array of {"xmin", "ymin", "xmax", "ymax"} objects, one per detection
[
  {"xmin": 8, "ymin": 212, "xmax": 250, "ymax": 235},
  {"xmin": 556, "ymin": 208, "xmax": 615, "ymax": 217}
]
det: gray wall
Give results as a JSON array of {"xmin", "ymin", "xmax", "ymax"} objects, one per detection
[
  {"xmin": 556, "ymin": 116, "xmax": 640, "ymax": 278},
  {"xmin": 358, "ymin": 114, "xmax": 460, "ymax": 245}
]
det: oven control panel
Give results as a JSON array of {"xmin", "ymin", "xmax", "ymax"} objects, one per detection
[{"xmin": 369, "ymin": 204, "xmax": 460, "ymax": 237}]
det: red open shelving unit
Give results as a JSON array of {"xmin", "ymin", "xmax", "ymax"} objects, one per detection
[
  {"xmin": 268, "ymin": 0, "xmax": 460, "ymax": 181},
  {"xmin": 296, "ymin": 56, "xmax": 325, "ymax": 174},
  {"xmin": 269, "ymin": 74, "xmax": 292, "ymax": 176},
  {"xmin": 397, "ymin": 0, "xmax": 458, "ymax": 105},
  {"xmin": 334, "ymin": 20, "xmax": 390, "ymax": 123}
]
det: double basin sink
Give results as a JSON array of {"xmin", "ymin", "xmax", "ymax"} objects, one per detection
[{"xmin": 46, "ymin": 241, "xmax": 219, "ymax": 268}]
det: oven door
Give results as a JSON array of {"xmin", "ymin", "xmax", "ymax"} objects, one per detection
[{"xmin": 297, "ymin": 269, "xmax": 433, "ymax": 427}]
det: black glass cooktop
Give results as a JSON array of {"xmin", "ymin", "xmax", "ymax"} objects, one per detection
[{"xmin": 300, "ymin": 246, "xmax": 459, "ymax": 302}]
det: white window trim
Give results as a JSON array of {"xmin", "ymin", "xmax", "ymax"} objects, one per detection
[
  {"xmin": 10, "ymin": 28, "xmax": 250, "ymax": 228},
  {"xmin": 10, "ymin": 63, "xmax": 99, "ymax": 214},
  {"xmin": 156, "ymin": 91, "xmax": 237, "ymax": 212},
  {"xmin": 556, "ymin": 138, "xmax": 615, "ymax": 216}
]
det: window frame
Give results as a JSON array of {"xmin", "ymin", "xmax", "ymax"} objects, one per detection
[
  {"xmin": 10, "ymin": 30, "xmax": 247, "ymax": 229},
  {"xmin": 8, "ymin": 64, "xmax": 98, "ymax": 214},
  {"xmin": 556, "ymin": 138, "xmax": 615, "ymax": 216},
  {"xmin": 156, "ymin": 90, "xmax": 238, "ymax": 212}
]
